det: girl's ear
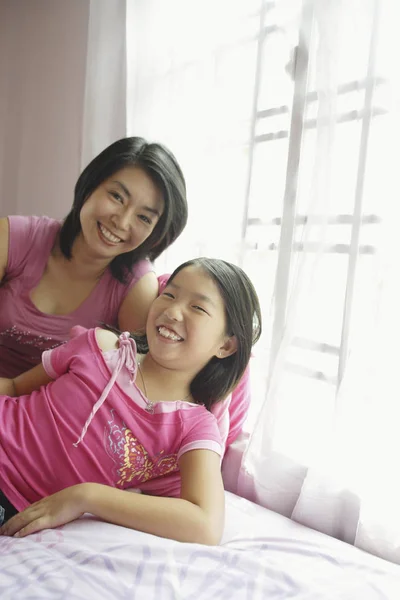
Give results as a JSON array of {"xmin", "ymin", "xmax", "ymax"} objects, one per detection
[{"xmin": 216, "ymin": 335, "xmax": 238, "ymax": 359}]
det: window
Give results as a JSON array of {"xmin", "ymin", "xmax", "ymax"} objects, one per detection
[
  {"xmin": 127, "ymin": 1, "xmax": 393, "ymax": 455},
  {"xmin": 245, "ymin": 1, "xmax": 391, "ymax": 458}
]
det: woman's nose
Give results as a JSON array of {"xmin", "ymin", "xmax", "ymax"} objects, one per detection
[{"xmin": 114, "ymin": 207, "xmax": 134, "ymax": 232}]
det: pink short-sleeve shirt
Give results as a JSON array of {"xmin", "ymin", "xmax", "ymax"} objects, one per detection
[{"xmin": 0, "ymin": 328, "xmax": 223, "ymax": 511}]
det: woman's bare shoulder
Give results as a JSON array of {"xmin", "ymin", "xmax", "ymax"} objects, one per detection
[{"xmin": 0, "ymin": 217, "xmax": 9, "ymax": 282}]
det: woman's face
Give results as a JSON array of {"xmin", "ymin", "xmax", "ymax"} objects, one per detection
[{"xmin": 79, "ymin": 166, "xmax": 164, "ymax": 260}]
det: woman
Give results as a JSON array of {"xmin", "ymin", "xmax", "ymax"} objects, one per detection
[{"xmin": 0, "ymin": 137, "xmax": 187, "ymax": 378}]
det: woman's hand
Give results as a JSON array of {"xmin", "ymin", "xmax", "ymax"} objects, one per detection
[
  {"xmin": 0, "ymin": 485, "xmax": 88, "ymax": 538},
  {"xmin": 0, "ymin": 364, "xmax": 53, "ymax": 398}
]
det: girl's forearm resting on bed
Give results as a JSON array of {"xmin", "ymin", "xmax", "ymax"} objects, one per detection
[
  {"xmin": 85, "ymin": 483, "xmax": 223, "ymax": 545},
  {"xmin": 0, "ymin": 483, "xmax": 223, "ymax": 545}
]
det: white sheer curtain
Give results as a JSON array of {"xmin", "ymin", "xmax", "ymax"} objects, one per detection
[
  {"xmin": 127, "ymin": 0, "xmax": 400, "ymax": 563},
  {"xmin": 81, "ymin": 0, "xmax": 127, "ymax": 168},
  {"xmin": 126, "ymin": 0, "xmax": 262, "ymax": 270},
  {"xmin": 236, "ymin": 0, "xmax": 400, "ymax": 564}
]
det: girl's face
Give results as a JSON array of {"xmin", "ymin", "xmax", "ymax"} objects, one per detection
[
  {"xmin": 146, "ymin": 265, "xmax": 236, "ymax": 376},
  {"xmin": 79, "ymin": 166, "xmax": 164, "ymax": 260}
]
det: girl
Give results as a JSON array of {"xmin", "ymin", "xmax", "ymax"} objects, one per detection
[{"xmin": 0, "ymin": 258, "xmax": 261, "ymax": 545}]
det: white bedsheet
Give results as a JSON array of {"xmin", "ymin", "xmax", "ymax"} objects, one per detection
[{"xmin": 0, "ymin": 491, "xmax": 399, "ymax": 599}]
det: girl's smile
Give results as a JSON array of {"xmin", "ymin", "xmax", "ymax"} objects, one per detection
[
  {"xmin": 146, "ymin": 265, "xmax": 232, "ymax": 374},
  {"xmin": 156, "ymin": 325, "xmax": 184, "ymax": 342}
]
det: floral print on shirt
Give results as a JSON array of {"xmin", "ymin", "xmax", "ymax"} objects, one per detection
[{"xmin": 105, "ymin": 409, "xmax": 178, "ymax": 487}]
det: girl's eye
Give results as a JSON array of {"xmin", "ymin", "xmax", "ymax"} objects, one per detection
[
  {"xmin": 193, "ymin": 305, "xmax": 207, "ymax": 314},
  {"xmin": 162, "ymin": 292, "xmax": 174, "ymax": 299},
  {"xmin": 139, "ymin": 214, "xmax": 152, "ymax": 225}
]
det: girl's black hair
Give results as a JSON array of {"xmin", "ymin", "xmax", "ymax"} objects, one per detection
[
  {"xmin": 161, "ymin": 258, "xmax": 262, "ymax": 410},
  {"xmin": 59, "ymin": 137, "xmax": 188, "ymax": 283}
]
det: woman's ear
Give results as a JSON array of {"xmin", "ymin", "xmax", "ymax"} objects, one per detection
[{"xmin": 216, "ymin": 335, "xmax": 238, "ymax": 359}]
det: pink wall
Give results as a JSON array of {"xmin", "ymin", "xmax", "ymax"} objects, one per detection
[{"xmin": 0, "ymin": 0, "xmax": 89, "ymax": 218}]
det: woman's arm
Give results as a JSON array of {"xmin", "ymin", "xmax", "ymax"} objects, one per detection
[
  {"xmin": 0, "ymin": 449, "xmax": 225, "ymax": 545},
  {"xmin": 0, "ymin": 363, "xmax": 53, "ymax": 396},
  {"xmin": 118, "ymin": 271, "xmax": 159, "ymax": 334},
  {"xmin": 0, "ymin": 217, "xmax": 9, "ymax": 283},
  {"xmin": 0, "ymin": 328, "xmax": 112, "ymax": 397}
]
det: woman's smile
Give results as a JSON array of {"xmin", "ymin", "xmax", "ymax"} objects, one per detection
[{"xmin": 97, "ymin": 222, "xmax": 125, "ymax": 246}]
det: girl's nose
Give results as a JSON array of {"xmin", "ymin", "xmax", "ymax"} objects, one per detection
[{"xmin": 164, "ymin": 305, "xmax": 184, "ymax": 322}]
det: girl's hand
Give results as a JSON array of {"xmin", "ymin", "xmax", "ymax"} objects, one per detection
[{"xmin": 0, "ymin": 485, "xmax": 88, "ymax": 538}]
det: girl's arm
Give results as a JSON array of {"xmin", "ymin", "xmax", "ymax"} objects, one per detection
[
  {"xmin": 86, "ymin": 449, "xmax": 225, "ymax": 544},
  {"xmin": 0, "ymin": 449, "xmax": 225, "ymax": 545},
  {"xmin": 0, "ymin": 363, "xmax": 53, "ymax": 396}
]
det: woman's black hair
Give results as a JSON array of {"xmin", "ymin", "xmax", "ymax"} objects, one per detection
[
  {"xmin": 164, "ymin": 258, "xmax": 262, "ymax": 410},
  {"xmin": 59, "ymin": 137, "xmax": 187, "ymax": 283}
]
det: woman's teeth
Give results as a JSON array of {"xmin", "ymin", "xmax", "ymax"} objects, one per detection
[
  {"xmin": 158, "ymin": 326, "xmax": 183, "ymax": 341},
  {"xmin": 99, "ymin": 223, "xmax": 122, "ymax": 243}
]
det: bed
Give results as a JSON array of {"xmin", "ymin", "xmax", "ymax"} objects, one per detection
[{"xmin": 1, "ymin": 491, "xmax": 399, "ymax": 599}]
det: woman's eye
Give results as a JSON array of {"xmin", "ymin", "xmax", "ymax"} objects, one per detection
[
  {"xmin": 139, "ymin": 214, "xmax": 152, "ymax": 225},
  {"xmin": 110, "ymin": 191, "xmax": 124, "ymax": 203}
]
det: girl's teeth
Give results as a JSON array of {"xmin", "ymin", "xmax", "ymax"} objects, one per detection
[
  {"xmin": 158, "ymin": 326, "xmax": 182, "ymax": 341},
  {"xmin": 99, "ymin": 224, "xmax": 122, "ymax": 243}
]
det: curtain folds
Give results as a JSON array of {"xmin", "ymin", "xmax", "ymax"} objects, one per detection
[
  {"xmin": 81, "ymin": 0, "xmax": 127, "ymax": 169},
  {"xmin": 235, "ymin": 0, "xmax": 400, "ymax": 564}
]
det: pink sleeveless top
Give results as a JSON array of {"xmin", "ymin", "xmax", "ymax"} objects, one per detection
[{"xmin": 0, "ymin": 215, "xmax": 152, "ymax": 378}]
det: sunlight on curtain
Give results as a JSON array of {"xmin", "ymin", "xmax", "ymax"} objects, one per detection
[
  {"xmin": 237, "ymin": 0, "xmax": 400, "ymax": 563},
  {"xmin": 126, "ymin": 0, "xmax": 301, "ymax": 421},
  {"xmin": 81, "ymin": 0, "xmax": 127, "ymax": 169},
  {"xmin": 127, "ymin": 0, "xmax": 262, "ymax": 265}
]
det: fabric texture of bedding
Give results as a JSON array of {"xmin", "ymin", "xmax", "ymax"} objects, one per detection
[{"xmin": 0, "ymin": 491, "xmax": 399, "ymax": 599}]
